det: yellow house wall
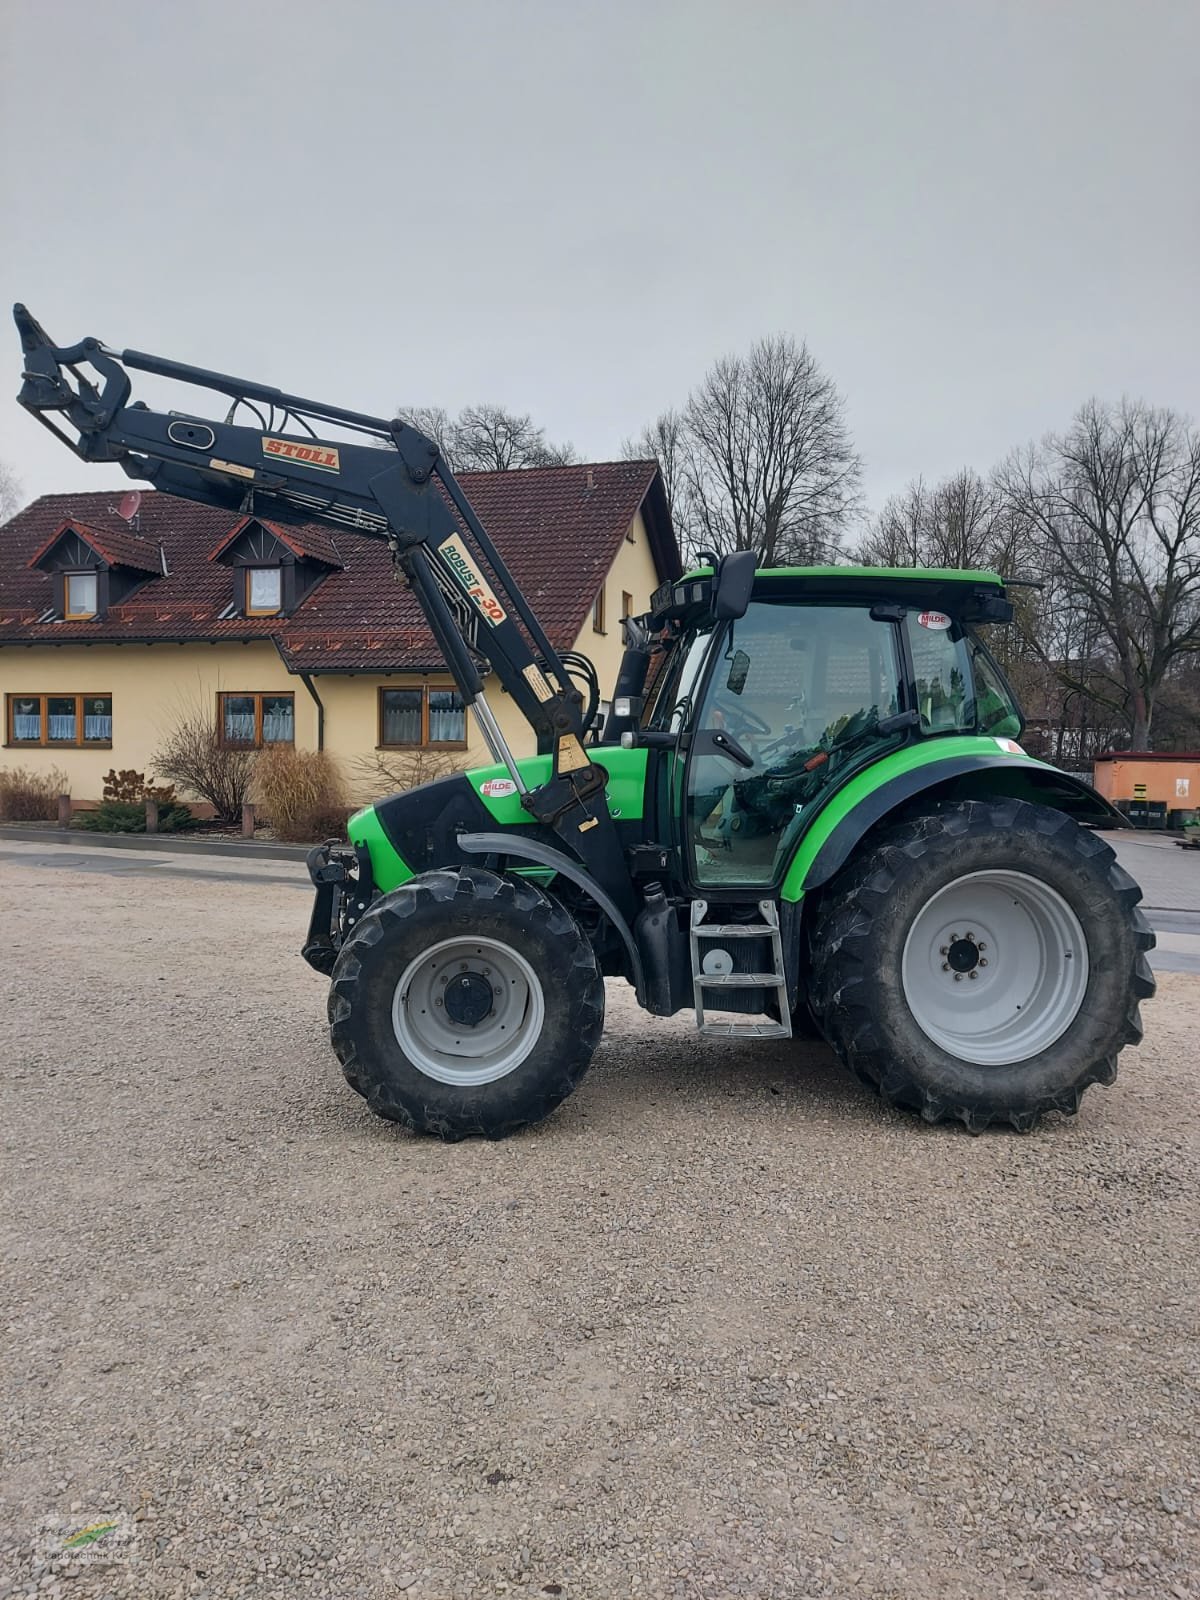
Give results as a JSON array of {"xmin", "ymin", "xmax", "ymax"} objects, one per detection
[
  {"xmin": 0, "ymin": 507, "xmax": 668, "ymax": 806},
  {"xmin": 0, "ymin": 643, "xmax": 309, "ymax": 802},
  {"xmin": 575, "ymin": 508, "xmax": 661, "ymax": 703}
]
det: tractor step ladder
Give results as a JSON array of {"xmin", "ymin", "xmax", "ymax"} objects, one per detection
[{"xmin": 690, "ymin": 900, "xmax": 792, "ymax": 1040}]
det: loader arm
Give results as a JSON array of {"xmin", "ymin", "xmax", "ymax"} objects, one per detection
[{"xmin": 13, "ymin": 304, "xmax": 634, "ymax": 915}]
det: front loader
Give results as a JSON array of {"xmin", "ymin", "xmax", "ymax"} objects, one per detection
[{"xmin": 13, "ymin": 306, "xmax": 1156, "ymax": 1138}]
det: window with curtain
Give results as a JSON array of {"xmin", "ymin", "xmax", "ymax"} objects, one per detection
[
  {"xmin": 219, "ymin": 692, "xmax": 295, "ymax": 748},
  {"xmin": 379, "ymin": 685, "xmax": 466, "ymax": 748},
  {"xmin": 7, "ymin": 693, "xmax": 112, "ymax": 747},
  {"xmin": 246, "ymin": 567, "xmax": 282, "ymax": 615},
  {"xmin": 48, "ymin": 696, "xmax": 77, "ymax": 742},
  {"xmin": 262, "ymin": 695, "xmax": 294, "ymax": 743},
  {"xmin": 65, "ymin": 572, "xmax": 98, "ymax": 618}
]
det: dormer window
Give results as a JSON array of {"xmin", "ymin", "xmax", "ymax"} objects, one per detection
[
  {"xmin": 28, "ymin": 517, "xmax": 161, "ymax": 621},
  {"xmin": 65, "ymin": 572, "xmax": 99, "ymax": 619},
  {"xmin": 246, "ymin": 566, "xmax": 282, "ymax": 616},
  {"xmin": 209, "ymin": 516, "xmax": 342, "ymax": 619}
]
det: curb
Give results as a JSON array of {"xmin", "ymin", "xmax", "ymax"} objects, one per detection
[{"xmin": 0, "ymin": 825, "xmax": 311, "ymax": 862}]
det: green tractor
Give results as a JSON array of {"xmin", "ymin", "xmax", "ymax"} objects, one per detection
[
  {"xmin": 323, "ymin": 563, "xmax": 1155, "ymax": 1137},
  {"xmin": 14, "ymin": 307, "xmax": 1155, "ymax": 1140}
]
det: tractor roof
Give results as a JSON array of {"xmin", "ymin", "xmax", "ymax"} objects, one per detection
[{"xmin": 658, "ymin": 563, "xmax": 1011, "ymax": 627}]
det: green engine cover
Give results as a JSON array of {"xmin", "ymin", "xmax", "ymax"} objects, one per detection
[{"xmin": 347, "ymin": 745, "xmax": 650, "ymax": 894}]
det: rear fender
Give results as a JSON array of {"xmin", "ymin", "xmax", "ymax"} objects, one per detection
[{"xmin": 782, "ymin": 747, "xmax": 1124, "ymax": 902}]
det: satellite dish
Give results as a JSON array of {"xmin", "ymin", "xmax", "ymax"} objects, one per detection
[{"xmin": 118, "ymin": 491, "xmax": 142, "ymax": 522}]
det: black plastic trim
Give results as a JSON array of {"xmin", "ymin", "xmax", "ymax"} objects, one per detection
[{"xmin": 457, "ymin": 831, "xmax": 645, "ymax": 996}]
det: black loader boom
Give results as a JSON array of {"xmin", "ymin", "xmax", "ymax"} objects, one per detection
[{"xmin": 12, "ymin": 304, "xmax": 634, "ymax": 917}]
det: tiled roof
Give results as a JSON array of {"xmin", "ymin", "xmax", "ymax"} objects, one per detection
[
  {"xmin": 0, "ymin": 462, "xmax": 678, "ymax": 672},
  {"xmin": 208, "ymin": 515, "xmax": 344, "ymax": 568},
  {"xmin": 28, "ymin": 516, "xmax": 164, "ymax": 575}
]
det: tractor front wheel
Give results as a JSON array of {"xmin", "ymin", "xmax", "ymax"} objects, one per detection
[
  {"xmin": 328, "ymin": 866, "xmax": 604, "ymax": 1139},
  {"xmin": 810, "ymin": 799, "xmax": 1155, "ymax": 1131}
]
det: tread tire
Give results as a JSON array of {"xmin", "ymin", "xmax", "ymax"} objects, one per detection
[
  {"xmin": 328, "ymin": 866, "xmax": 604, "ymax": 1140},
  {"xmin": 809, "ymin": 799, "xmax": 1156, "ymax": 1132}
]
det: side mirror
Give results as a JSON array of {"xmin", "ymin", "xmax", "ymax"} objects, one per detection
[
  {"xmin": 711, "ymin": 549, "xmax": 756, "ymax": 621},
  {"xmin": 726, "ymin": 648, "xmax": 750, "ymax": 696}
]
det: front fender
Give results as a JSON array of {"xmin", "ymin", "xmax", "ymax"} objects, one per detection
[{"xmin": 781, "ymin": 739, "xmax": 1124, "ymax": 902}]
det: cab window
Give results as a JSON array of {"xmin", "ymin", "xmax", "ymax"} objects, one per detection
[
  {"xmin": 687, "ymin": 602, "xmax": 903, "ymax": 887},
  {"xmin": 904, "ymin": 616, "xmax": 1022, "ymax": 739},
  {"xmin": 645, "ymin": 626, "xmax": 715, "ymax": 734}
]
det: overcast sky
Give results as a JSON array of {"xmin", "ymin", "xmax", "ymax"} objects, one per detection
[{"xmin": 2, "ymin": 0, "xmax": 1197, "ymax": 521}]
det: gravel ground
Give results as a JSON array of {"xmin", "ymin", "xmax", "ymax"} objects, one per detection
[{"xmin": 0, "ymin": 846, "xmax": 1197, "ymax": 1600}]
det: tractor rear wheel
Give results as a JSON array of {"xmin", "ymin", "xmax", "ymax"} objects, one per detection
[
  {"xmin": 328, "ymin": 866, "xmax": 604, "ymax": 1139},
  {"xmin": 809, "ymin": 799, "xmax": 1155, "ymax": 1131}
]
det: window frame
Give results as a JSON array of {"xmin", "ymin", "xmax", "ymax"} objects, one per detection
[
  {"xmin": 64, "ymin": 571, "xmax": 99, "ymax": 620},
  {"xmin": 217, "ymin": 691, "xmax": 296, "ymax": 749},
  {"xmin": 377, "ymin": 683, "xmax": 468, "ymax": 750},
  {"xmin": 245, "ymin": 566, "xmax": 283, "ymax": 617},
  {"xmin": 5, "ymin": 692, "xmax": 113, "ymax": 749},
  {"xmin": 592, "ymin": 586, "xmax": 606, "ymax": 635}
]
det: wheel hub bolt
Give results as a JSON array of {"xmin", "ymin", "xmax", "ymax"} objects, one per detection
[
  {"xmin": 954, "ymin": 973, "xmax": 963, "ymax": 982},
  {"xmin": 941, "ymin": 962, "xmax": 950, "ymax": 972},
  {"xmin": 980, "ymin": 958, "xmax": 988, "ymax": 967},
  {"xmin": 978, "ymin": 942, "xmax": 987, "ymax": 952},
  {"xmin": 968, "ymin": 971, "xmax": 978, "ymax": 980},
  {"xmin": 940, "ymin": 945, "xmax": 949, "ymax": 955}
]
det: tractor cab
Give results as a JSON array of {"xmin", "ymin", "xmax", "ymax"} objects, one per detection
[{"xmin": 621, "ymin": 561, "xmax": 1025, "ymax": 894}]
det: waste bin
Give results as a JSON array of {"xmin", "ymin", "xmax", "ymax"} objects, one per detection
[{"xmin": 1127, "ymin": 800, "xmax": 1168, "ymax": 830}]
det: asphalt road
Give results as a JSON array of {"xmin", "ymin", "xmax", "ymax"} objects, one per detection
[{"xmin": 1094, "ymin": 829, "xmax": 1200, "ymax": 973}]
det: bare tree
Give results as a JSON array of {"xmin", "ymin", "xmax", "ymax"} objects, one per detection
[
  {"xmin": 389, "ymin": 403, "xmax": 576, "ymax": 472},
  {"xmin": 622, "ymin": 409, "xmax": 686, "ymax": 527},
  {"xmin": 629, "ymin": 337, "xmax": 860, "ymax": 565},
  {"xmin": 858, "ymin": 477, "xmax": 934, "ymax": 566},
  {"xmin": 393, "ymin": 404, "xmax": 455, "ymax": 458},
  {"xmin": 997, "ymin": 399, "xmax": 1200, "ymax": 749},
  {"xmin": 860, "ymin": 469, "xmax": 1022, "ymax": 572},
  {"xmin": 0, "ymin": 458, "xmax": 23, "ymax": 524},
  {"xmin": 152, "ymin": 698, "xmax": 256, "ymax": 822},
  {"xmin": 451, "ymin": 404, "xmax": 576, "ymax": 471}
]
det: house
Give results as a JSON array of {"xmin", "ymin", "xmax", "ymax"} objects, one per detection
[{"xmin": 0, "ymin": 461, "xmax": 679, "ymax": 807}]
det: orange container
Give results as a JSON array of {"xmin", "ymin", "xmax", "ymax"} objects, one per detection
[{"xmin": 1092, "ymin": 752, "xmax": 1200, "ymax": 807}]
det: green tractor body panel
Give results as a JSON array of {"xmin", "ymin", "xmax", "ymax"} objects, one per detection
[
  {"xmin": 347, "ymin": 802, "xmax": 413, "ymax": 893},
  {"xmin": 347, "ymin": 745, "xmax": 651, "ymax": 896},
  {"xmin": 468, "ymin": 744, "xmax": 649, "ymax": 825},
  {"xmin": 779, "ymin": 737, "xmax": 1122, "ymax": 901}
]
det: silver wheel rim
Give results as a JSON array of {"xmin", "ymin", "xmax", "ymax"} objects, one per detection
[
  {"xmin": 391, "ymin": 936, "xmax": 545, "ymax": 1086},
  {"xmin": 900, "ymin": 870, "xmax": 1089, "ymax": 1066}
]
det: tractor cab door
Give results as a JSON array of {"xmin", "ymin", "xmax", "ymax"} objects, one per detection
[{"xmin": 682, "ymin": 601, "xmax": 907, "ymax": 890}]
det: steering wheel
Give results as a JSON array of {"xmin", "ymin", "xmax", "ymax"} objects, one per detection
[{"xmin": 719, "ymin": 702, "xmax": 773, "ymax": 739}]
